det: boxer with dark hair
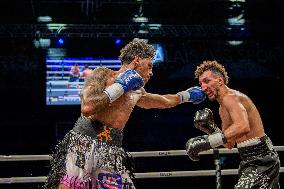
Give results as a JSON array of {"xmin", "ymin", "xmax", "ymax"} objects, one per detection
[
  {"xmin": 186, "ymin": 60, "xmax": 280, "ymax": 188},
  {"xmin": 45, "ymin": 39, "xmax": 206, "ymax": 189},
  {"xmin": 69, "ymin": 63, "xmax": 80, "ymax": 82}
]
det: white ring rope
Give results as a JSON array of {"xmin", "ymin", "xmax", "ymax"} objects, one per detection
[
  {"xmin": 0, "ymin": 146, "xmax": 283, "ymax": 184},
  {"xmin": 0, "ymin": 177, "xmax": 46, "ymax": 184},
  {"xmin": 135, "ymin": 167, "xmax": 284, "ymax": 178},
  {"xmin": 1, "ymin": 168, "xmax": 284, "ymax": 184},
  {"xmin": 1, "ymin": 146, "xmax": 284, "ymax": 161}
]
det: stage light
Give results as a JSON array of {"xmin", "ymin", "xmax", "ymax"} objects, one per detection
[
  {"xmin": 33, "ymin": 30, "xmax": 50, "ymax": 49},
  {"xmin": 33, "ymin": 38, "xmax": 51, "ymax": 49},
  {"xmin": 115, "ymin": 38, "xmax": 121, "ymax": 45},
  {"xmin": 138, "ymin": 23, "xmax": 149, "ymax": 34},
  {"xmin": 227, "ymin": 40, "xmax": 244, "ymax": 46},
  {"xmin": 37, "ymin": 16, "xmax": 52, "ymax": 23},
  {"xmin": 57, "ymin": 38, "xmax": 64, "ymax": 45}
]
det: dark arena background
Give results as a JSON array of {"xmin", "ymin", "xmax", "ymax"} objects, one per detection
[{"xmin": 0, "ymin": 0, "xmax": 283, "ymax": 188}]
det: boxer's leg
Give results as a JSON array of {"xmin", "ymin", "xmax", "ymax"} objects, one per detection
[{"xmin": 57, "ymin": 131, "xmax": 95, "ymax": 189}]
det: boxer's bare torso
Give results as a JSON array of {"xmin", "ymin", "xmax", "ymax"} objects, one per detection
[{"xmin": 219, "ymin": 89, "xmax": 265, "ymax": 144}]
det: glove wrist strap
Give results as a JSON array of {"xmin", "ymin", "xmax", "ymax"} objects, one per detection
[
  {"xmin": 208, "ymin": 132, "xmax": 227, "ymax": 148},
  {"xmin": 177, "ymin": 91, "xmax": 189, "ymax": 104},
  {"xmin": 104, "ymin": 83, "xmax": 124, "ymax": 103}
]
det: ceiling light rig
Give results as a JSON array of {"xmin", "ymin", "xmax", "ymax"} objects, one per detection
[
  {"xmin": 132, "ymin": 0, "xmax": 162, "ymax": 38},
  {"xmin": 226, "ymin": 0, "xmax": 247, "ymax": 46}
]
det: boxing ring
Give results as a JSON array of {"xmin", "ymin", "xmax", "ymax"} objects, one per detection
[{"xmin": 1, "ymin": 147, "xmax": 283, "ymax": 188}]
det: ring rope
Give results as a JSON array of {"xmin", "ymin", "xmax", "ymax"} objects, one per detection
[
  {"xmin": 1, "ymin": 146, "xmax": 283, "ymax": 184},
  {"xmin": 1, "ymin": 168, "xmax": 284, "ymax": 184},
  {"xmin": 1, "ymin": 146, "xmax": 284, "ymax": 161}
]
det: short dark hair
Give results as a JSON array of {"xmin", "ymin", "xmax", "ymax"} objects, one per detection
[
  {"xmin": 119, "ymin": 39, "xmax": 155, "ymax": 65},
  {"xmin": 195, "ymin": 60, "xmax": 229, "ymax": 85}
]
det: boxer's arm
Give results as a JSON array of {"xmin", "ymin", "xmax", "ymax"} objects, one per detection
[
  {"xmin": 222, "ymin": 95, "xmax": 250, "ymax": 143},
  {"xmin": 136, "ymin": 92, "xmax": 180, "ymax": 109},
  {"xmin": 80, "ymin": 67, "xmax": 110, "ymax": 116}
]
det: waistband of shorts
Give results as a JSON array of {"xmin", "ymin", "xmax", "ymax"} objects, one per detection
[
  {"xmin": 72, "ymin": 115, "xmax": 123, "ymax": 146},
  {"xmin": 237, "ymin": 135, "xmax": 274, "ymax": 160}
]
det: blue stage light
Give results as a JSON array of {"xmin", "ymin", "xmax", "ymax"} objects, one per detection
[
  {"xmin": 115, "ymin": 38, "xmax": 121, "ymax": 45},
  {"xmin": 57, "ymin": 38, "xmax": 64, "ymax": 45}
]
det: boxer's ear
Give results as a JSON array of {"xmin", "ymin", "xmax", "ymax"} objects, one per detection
[
  {"xmin": 217, "ymin": 77, "xmax": 223, "ymax": 86},
  {"xmin": 128, "ymin": 56, "xmax": 139, "ymax": 69},
  {"xmin": 127, "ymin": 56, "xmax": 139, "ymax": 69},
  {"xmin": 133, "ymin": 56, "xmax": 140, "ymax": 68}
]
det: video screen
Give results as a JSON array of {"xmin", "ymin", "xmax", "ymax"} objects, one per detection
[
  {"xmin": 46, "ymin": 43, "xmax": 165, "ymax": 105},
  {"xmin": 152, "ymin": 43, "xmax": 165, "ymax": 65},
  {"xmin": 46, "ymin": 58, "xmax": 121, "ymax": 105}
]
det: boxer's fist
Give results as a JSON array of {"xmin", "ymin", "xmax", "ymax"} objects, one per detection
[
  {"xmin": 114, "ymin": 69, "xmax": 144, "ymax": 92},
  {"xmin": 186, "ymin": 132, "xmax": 227, "ymax": 161},
  {"xmin": 104, "ymin": 69, "xmax": 144, "ymax": 103},
  {"xmin": 178, "ymin": 87, "xmax": 206, "ymax": 104},
  {"xmin": 186, "ymin": 135, "xmax": 211, "ymax": 161},
  {"xmin": 194, "ymin": 108, "xmax": 221, "ymax": 134}
]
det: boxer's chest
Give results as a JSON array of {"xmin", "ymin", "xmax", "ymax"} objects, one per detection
[{"xmin": 219, "ymin": 106, "xmax": 232, "ymax": 129}]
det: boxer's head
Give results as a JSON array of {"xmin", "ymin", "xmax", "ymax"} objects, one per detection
[
  {"xmin": 119, "ymin": 39, "xmax": 155, "ymax": 83},
  {"xmin": 195, "ymin": 60, "xmax": 229, "ymax": 100}
]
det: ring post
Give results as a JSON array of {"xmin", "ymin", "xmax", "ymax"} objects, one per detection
[{"xmin": 213, "ymin": 149, "xmax": 222, "ymax": 189}]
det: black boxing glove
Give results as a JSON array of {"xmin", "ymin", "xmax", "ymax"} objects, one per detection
[
  {"xmin": 194, "ymin": 108, "xmax": 221, "ymax": 134},
  {"xmin": 185, "ymin": 132, "xmax": 227, "ymax": 161}
]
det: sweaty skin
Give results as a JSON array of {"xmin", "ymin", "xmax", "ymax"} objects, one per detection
[
  {"xmin": 199, "ymin": 70, "xmax": 265, "ymax": 148},
  {"xmin": 88, "ymin": 68, "xmax": 144, "ymax": 129},
  {"xmin": 219, "ymin": 89, "xmax": 265, "ymax": 144},
  {"xmin": 80, "ymin": 58, "xmax": 180, "ymax": 129}
]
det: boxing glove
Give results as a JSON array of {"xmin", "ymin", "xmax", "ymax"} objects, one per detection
[
  {"xmin": 194, "ymin": 108, "xmax": 221, "ymax": 134},
  {"xmin": 104, "ymin": 69, "xmax": 144, "ymax": 103},
  {"xmin": 186, "ymin": 132, "xmax": 227, "ymax": 161},
  {"xmin": 177, "ymin": 87, "xmax": 206, "ymax": 104}
]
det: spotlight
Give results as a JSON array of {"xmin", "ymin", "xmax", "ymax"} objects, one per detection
[
  {"xmin": 57, "ymin": 38, "xmax": 64, "ymax": 46},
  {"xmin": 115, "ymin": 38, "xmax": 121, "ymax": 45}
]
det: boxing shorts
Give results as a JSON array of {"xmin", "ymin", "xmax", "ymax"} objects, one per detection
[
  {"xmin": 44, "ymin": 116, "xmax": 135, "ymax": 189},
  {"xmin": 235, "ymin": 135, "xmax": 280, "ymax": 189}
]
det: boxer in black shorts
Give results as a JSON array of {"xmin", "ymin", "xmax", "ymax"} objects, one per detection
[{"xmin": 186, "ymin": 60, "xmax": 280, "ymax": 188}]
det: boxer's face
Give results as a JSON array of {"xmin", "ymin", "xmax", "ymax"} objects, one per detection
[
  {"xmin": 134, "ymin": 57, "xmax": 153, "ymax": 84},
  {"xmin": 199, "ymin": 70, "xmax": 220, "ymax": 100}
]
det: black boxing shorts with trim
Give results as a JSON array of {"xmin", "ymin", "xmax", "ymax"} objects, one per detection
[
  {"xmin": 44, "ymin": 115, "xmax": 135, "ymax": 189},
  {"xmin": 235, "ymin": 135, "xmax": 280, "ymax": 189}
]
